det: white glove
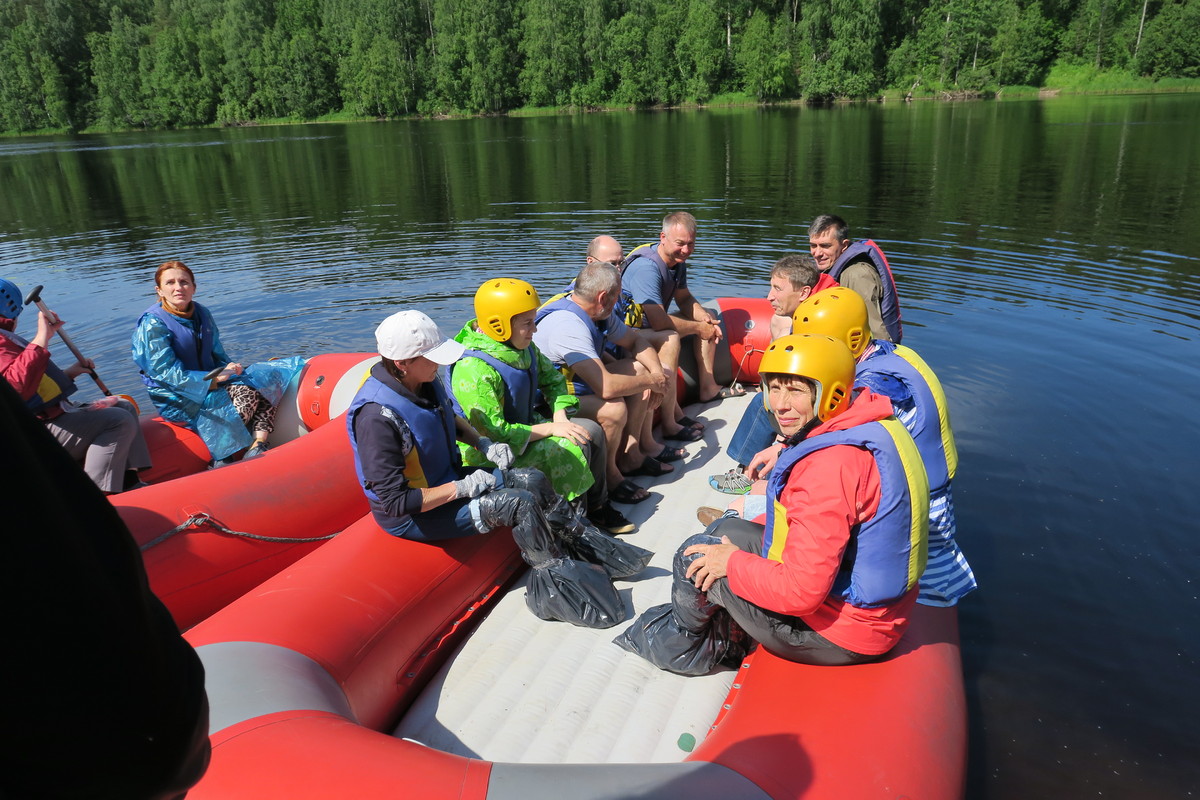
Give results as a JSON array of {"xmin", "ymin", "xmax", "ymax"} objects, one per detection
[
  {"xmin": 478, "ymin": 437, "xmax": 515, "ymax": 470},
  {"xmin": 454, "ymin": 470, "xmax": 497, "ymax": 499}
]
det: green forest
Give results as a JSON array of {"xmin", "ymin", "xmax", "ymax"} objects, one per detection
[{"xmin": 1, "ymin": 0, "xmax": 1197, "ymax": 133}]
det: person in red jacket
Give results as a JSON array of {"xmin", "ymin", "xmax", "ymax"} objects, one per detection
[
  {"xmin": 618, "ymin": 334, "xmax": 929, "ymax": 673},
  {"xmin": 0, "ymin": 278, "xmax": 150, "ymax": 493}
]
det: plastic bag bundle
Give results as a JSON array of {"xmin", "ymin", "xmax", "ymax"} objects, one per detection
[
  {"xmin": 613, "ymin": 602, "xmax": 745, "ymax": 676},
  {"xmin": 612, "ymin": 533, "xmax": 748, "ymax": 675},
  {"xmin": 479, "ymin": 487, "xmax": 626, "ymax": 629},
  {"xmin": 554, "ymin": 516, "xmax": 653, "ymax": 580},
  {"xmin": 525, "ymin": 557, "xmax": 625, "ymax": 629},
  {"xmin": 517, "ymin": 472, "xmax": 653, "ymax": 580}
]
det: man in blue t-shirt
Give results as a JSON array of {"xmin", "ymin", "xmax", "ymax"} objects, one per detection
[{"xmin": 621, "ymin": 213, "xmax": 742, "ymax": 439}]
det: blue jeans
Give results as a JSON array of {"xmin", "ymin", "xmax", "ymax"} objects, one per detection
[
  {"xmin": 726, "ymin": 397, "xmax": 777, "ymax": 468},
  {"xmin": 379, "ymin": 468, "xmax": 505, "ymax": 542}
]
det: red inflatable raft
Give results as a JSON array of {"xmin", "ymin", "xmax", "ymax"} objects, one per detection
[
  {"xmin": 137, "ymin": 296, "xmax": 965, "ymax": 799},
  {"xmin": 185, "ymin": 512, "xmax": 965, "ymax": 799}
]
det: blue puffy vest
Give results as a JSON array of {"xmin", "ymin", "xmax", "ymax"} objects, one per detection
[
  {"xmin": 455, "ymin": 348, "xmax": 539, "ymax": 425},
  {"xmin": 856, "ymin": 341, "xmax": 958, "ymax": 492},
  {"xmin": 136, "ymin": 303, "xmax": 217, "ymax": 391},
  {"xmin": 764, "ymin": 418, "xmax": 929, "ymax": 608},
  {"xmin": 346, "ymin": 374, "xmax": 460, "ymax": 510},
  {"xmin": 829, "ymin": 240, "xmax": 904, "ymax": 343},
  {"xmin": 0, "ymin": 328, "xmax": 77, "ymax": 414},
  {"xmin": 535, "ymin": 294, "xmax": 610, "ymax": 396}
]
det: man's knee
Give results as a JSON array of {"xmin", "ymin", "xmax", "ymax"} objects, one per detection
[{"xmin": 597, "ymin": 398, "xmax": 627, "ymax": 428}]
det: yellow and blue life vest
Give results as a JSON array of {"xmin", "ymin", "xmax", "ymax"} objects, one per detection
[
  {"xmin": 0, "ymin": 328, "xmax": 77, "ymax": 414},
  {"xmin": 763, "ymin": 419, "xmax": 929, "ymax": 608},
  {"xmin": 856, "ymin": 341, "xmax": 958, "ymax": 490}
]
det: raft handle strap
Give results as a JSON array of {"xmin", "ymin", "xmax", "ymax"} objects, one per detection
[{"xmin": 140, "ymin": 512, "xmax": 340, "ymax": 552}]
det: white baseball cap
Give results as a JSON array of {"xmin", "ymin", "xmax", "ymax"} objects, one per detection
[{"xmin": 375, "ymin": 310, "xmax": 465, "ymax": 364}]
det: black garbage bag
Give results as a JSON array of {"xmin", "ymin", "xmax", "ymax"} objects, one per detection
[
  {"xmin": 554, "ymin": 513, "xmax": 654, "ymax": 580},
  {"xmin": 613, "ymin": 602, "xmax": 745, "ymax": 675},
  {"xmin": 478, "ymin": 487, "xmax": 626, "ymax": 629},
  {"xmin": 509, "ymin": 469, "xmax": 654, "ymax": 580},
  {"xmin": 612, "ymin": 533, "xmax": 749, "ymax": 675},
  {"xmin": 525, "ymin": 557, "xmax": 625, "ymax": 629},
  {"xmin": 501, "ymin": 466, "xmax": 560, "ymax": 505}
]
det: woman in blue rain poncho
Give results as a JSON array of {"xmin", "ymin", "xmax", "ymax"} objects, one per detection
[{"xmin": 131, "ymin": 261, "xmax": 304, "ymax": 464}]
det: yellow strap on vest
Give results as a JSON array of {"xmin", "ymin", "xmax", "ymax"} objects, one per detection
[
  {"xmin": 894, "ymin": 344, "xmax": 958, "ymax": 480},
  {"xmin": 879, "ymin": 416, "xmax": 930, "ymax": 586},
  {"xmin": 767, "ymin": 498, "xmax": 789, "ymax": 563}
]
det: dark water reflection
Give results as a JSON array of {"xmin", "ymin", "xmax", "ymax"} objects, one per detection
[{"xmin": 2, "ymin": 95, "xmax": 1198, "ymax": 797}]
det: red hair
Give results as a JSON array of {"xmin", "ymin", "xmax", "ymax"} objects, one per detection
[{"xmin": 155, "ymin": 260, "xmax": 195, "ymax": 287}]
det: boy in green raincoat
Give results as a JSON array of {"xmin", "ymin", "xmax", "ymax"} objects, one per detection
[{"xmin": 451, "ymin": 278, "xmax": 634, "ymax": 534}]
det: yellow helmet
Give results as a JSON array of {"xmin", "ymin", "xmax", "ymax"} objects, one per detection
[
  {"xmin": 791, "ymin": 289, "xmax": 870, "ymax": 358},
  {"xmin": 758, "ymin": 333, "xmax": 856, "ymax": 421},
  {"xmin": 474, "ymin": 278, "xmax": 540, "ymax": 342}
]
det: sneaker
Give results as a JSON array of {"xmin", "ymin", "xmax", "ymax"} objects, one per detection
[
  {"xmin": 696, "ymin": 506, "xmax": 724, "ymax": 527},
  {"xmin": 708, "ymin": 469, "xmax": 752, "ymax": 495},
  {"xmin": 588, "ymin": 502, "xmax": 637, "ymax": 535},
  {"xmin": 244, "ymin": 440, "xmax": 271, "ymax": 459}
]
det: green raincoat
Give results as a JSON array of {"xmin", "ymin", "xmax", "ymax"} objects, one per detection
[{"xmin": 451, "ymin": 321, "xmax": 593, "ymax": 500}]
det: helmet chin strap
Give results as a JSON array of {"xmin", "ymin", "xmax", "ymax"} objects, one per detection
[{"xmin": 782, "ymin": 416, "xmax": 822, "ymax": 447}]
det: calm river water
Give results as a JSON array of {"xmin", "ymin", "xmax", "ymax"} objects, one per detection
[{"xmin": 2, "ymin": 95, "xmax": 1198, "ymax": 797}]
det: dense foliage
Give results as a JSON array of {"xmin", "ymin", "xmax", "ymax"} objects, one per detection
[{"xmin": 0, "ymin": 0, "xmax": 1196, "ymax": 131}]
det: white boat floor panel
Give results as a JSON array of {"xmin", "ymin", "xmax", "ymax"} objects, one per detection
[{"xmin": 395, "ymin": 392, "xmax": 755, "ymax": 764}]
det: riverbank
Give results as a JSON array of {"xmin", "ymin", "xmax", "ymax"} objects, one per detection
[{"xmin": 3, "ymin": 75, "xmax": 1198, "ymax": 139}]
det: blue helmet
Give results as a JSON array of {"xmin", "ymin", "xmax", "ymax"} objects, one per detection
[{"xmin": 0, "ymin": 279, "xmax": 23, "ymax": 320}]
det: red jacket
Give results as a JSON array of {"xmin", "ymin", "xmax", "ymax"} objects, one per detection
[
  {"xmin": 0, "ymin": 318, "xmax": 53, "ymax": 402},
  {"xmin": 727, "ymin": 389, "xmax": 918, "ymax": 656}
]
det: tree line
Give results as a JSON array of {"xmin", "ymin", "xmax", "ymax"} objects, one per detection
[{"xmin": 1, "ymin": 0, "xmax": 1197, "ymax": 133}]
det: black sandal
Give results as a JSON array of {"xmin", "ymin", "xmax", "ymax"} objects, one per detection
[
  {"xmin": 656, "ymin": 445, "xmax": 688, "ymax": 463},
  {"xmin": 625, "ymin": 457, "xmax": 673, "ymax": 478},
  {"xmin": 610, "ymin": 479, "xmax": 651, "ymax": 504}
]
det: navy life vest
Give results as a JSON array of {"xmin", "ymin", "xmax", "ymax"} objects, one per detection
[
  {"xmin": 346, "ymin": 374, "xmax": 460, "ymax": 509},
  {"xmin": 136, "ymin": 302, "xmax": 218, "ymax": 390},
  {"xmin": 0, "ymin": 328, "xmax": 77, "ymax": 414},
  {"xmin": 535, "ymin": 293, "xmax": 610, "ymax": 395},
  {"xmin": 856, "ymin": 341, "xmax": 957, "ymax": 491},
  {"xmin": 829, "ymin": 240, "xmax": 903, "ymax": 343},
  {"xmin": 455, "ymin": 348, "xmax": 539, "ymax": 425},
  {"xmin": 617, "ymin": 242, "xmax": 686, "ymax": 328},
  {"xmin": 764, "ymin": 417, "xmax": 929, "ymax": 608}
]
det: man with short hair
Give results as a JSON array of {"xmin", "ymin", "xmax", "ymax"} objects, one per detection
[
  {"xmin": 707, "ymin": 254, "xmax": 836, "ymax": 497},
  {"xmin": 535, "ymin": 260, "xmax": 683, "ymax": 505},
  {"xmin": 621, "ymin": 212, "xmax": 741, "ymax": 441},
  {"xmin": 807, "ymin": 214, "xmax": 904, "ymax": 343}
]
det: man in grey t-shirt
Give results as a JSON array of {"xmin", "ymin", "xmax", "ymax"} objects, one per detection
[{"xmin": 534, "ymin": 254, "xmax": 682, "ymax": 504}]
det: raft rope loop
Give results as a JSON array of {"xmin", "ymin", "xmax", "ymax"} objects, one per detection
[
  {"xmin": 730, "ymin": 342, "xmax": 763, "ymax": 391},
  {"xmin": 140, "ymin": 512, "xmax": 340, "ymax": 552}
]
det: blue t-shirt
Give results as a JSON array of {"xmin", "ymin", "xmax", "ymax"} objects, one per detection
[{"xmin": 622, "ymin": 254, "xmax": 688, "ymax": 312}]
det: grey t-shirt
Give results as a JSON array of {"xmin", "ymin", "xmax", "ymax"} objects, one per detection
[{"xmin": 533, "ymin": 304, "xmax": 629, "ymax": 368}]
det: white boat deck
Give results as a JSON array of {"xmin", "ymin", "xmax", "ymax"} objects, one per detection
[{"xmin": 394, "ymin": 391, "xmax": 756, "ymax": 763}]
